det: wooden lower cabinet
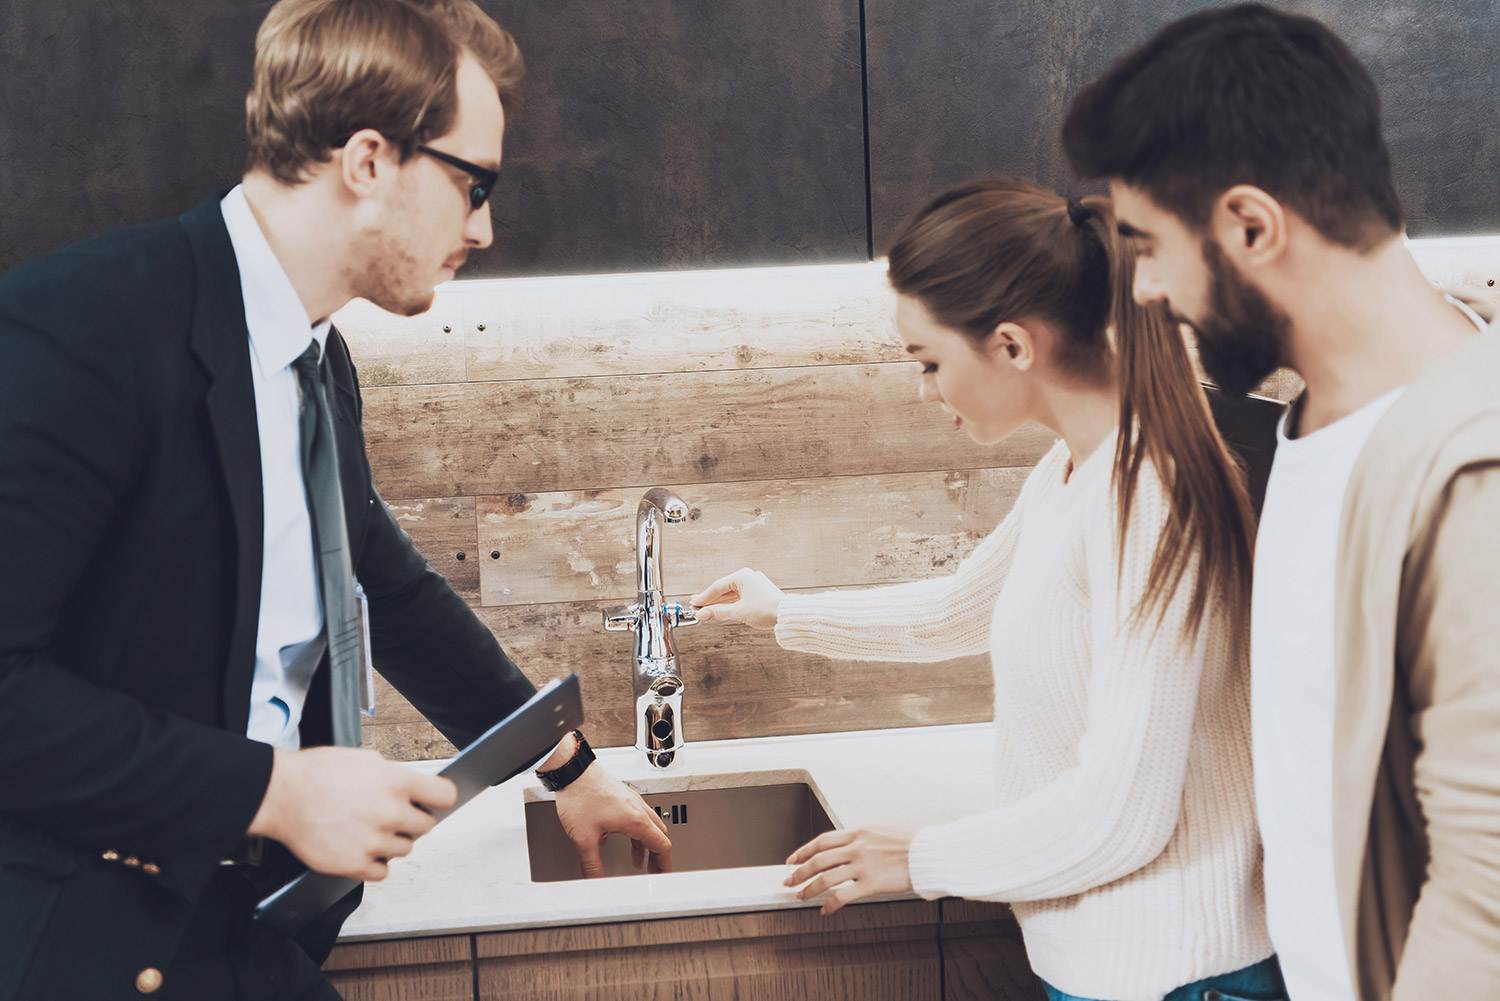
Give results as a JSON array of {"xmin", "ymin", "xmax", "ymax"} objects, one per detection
[
  {"xmin": 324, "ymin": 900, "xmax": 1042, "ymax": 1001},
  {"xmin": 940, "ymin": 901, "xmax": 1047, "ymax": 1001},
  {"xmin": 323, "ymin": 934, "xmax": 474, "ymax": 1001}
]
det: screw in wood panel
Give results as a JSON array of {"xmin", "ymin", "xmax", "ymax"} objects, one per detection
[
  {"xmin": 476, "ymin": 322, "xmax": 486, "ymax": 331},
  {"xmin": 1489, "ymin": 278, "xmax": 1495, "ymax": 287},
  {"xmin": 443, "ymin": 324, "xmax": 452, "ymax": 332},
  {"xmin": 456, "ymin": 552, "xmax": 466, "ymax": 561},
  {"xmin": 490, "ymin": 550, "xmax": 500, "ymax": 559}
]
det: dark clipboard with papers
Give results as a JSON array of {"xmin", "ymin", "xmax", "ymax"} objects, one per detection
[{"xmin": 252, "ymin": 673, "xmax": 585, "ymax": 935}]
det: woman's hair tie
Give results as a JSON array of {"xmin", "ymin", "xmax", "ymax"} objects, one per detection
[{"xmin": 1066, "ymin": 197, "xmax": 1092, "ymax": 227}]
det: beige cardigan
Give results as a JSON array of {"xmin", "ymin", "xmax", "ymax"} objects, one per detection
[{"xmin": 1333, "ymin": 317, "xmax": 1500, "ymax": 999}]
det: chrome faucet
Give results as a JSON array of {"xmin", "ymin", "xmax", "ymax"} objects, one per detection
[{"xmin": 602, "ymin": 488, "xmax": 696, "ymax": 767}]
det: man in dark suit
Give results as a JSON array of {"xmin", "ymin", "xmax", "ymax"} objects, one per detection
[{"xmin": 0, "ymin": 1, "xmax": 670, "ymax": 998}]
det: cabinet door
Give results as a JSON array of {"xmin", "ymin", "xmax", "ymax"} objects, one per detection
[
  {"xmin": 474, "ymin": 0, "xmax": 869, "ymax": 278},
  {"xmin": 475, "ymin": 902, "xmax": 942, "ymax": 1000},
  {"xmin": 940, "ymin": 900, "xmax": 1045, "ymax": 1001},
  {"xmin": 323, "ymin": 935, "xmax": 474, "ymax": 1001},
  {"xmin": 0, "ymin": 2, "xmax": 263, "ymax": 276},
  {"xmin": 864, "ymin": 0, "xmax": 1500, "ymax": 249}
]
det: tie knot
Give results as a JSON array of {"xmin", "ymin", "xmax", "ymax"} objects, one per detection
[{"xmin": 293, "ymin": 340, "xmax": 322, "ymax": 384}]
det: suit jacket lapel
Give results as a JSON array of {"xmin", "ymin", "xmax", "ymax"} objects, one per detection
[{"xmin": 179, "ymin": 193, "xmax": 264, "ymax": 736}]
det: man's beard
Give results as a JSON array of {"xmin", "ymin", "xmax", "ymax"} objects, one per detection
[{"xmin": 1181, "ymin": 239, "xmax": 1291, "ymax": 397}]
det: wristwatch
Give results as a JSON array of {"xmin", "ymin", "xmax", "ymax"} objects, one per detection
[{"xmin": 535, "ymin": 729, "xmax": 595, "ymax": 792}]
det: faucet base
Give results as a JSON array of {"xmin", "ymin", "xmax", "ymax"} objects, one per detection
[{"xmin": 636, "ymin": 683, "xmax": 684, "ymax": 769}]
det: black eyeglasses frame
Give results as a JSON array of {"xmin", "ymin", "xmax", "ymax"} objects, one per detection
[{"xmin": 416, "ymin": 144, "xmax": 499, "ymax": 210}]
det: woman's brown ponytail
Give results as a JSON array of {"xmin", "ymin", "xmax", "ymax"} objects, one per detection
[{"xmin": 1069, "ymin": 195, "xmax": 1255, "ymax": 643}]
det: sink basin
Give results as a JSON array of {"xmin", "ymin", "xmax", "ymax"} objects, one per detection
[{"xmin": 524, "ymin": 770, "xmax": 839, "ymax": 882}]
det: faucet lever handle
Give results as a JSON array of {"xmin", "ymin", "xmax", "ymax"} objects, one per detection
[
  {"xmin": 667, "ymin": 602, "xmax": 698, "ymax": 627},
  {"xmin": 602, "ymin": 604, "xmax": 641, "ymax": 631}
]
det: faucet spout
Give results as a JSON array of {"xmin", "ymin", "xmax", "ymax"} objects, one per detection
[{"xmin": 602, "ymin": 488, "xmax": 696, "ymax": 768}]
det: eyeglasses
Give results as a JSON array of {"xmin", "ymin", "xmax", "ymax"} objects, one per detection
[{"xmin": 417, "ymin": 145, "xmax": 499, "ymax": 210}]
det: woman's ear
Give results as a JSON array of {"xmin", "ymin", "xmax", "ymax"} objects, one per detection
[{"xmin": 991, "ymin": 321, "xmax": 1036, "ymax": 372}]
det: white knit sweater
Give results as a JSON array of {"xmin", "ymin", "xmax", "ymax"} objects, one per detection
[{"xmin": 775, "ymin": 437, "xmax": 1271, "ymax": 1001}]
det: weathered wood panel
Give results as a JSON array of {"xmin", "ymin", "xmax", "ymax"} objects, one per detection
[
  {"xmin": 338, "ymin": 263, "xmax": 900, "ymax": 388},
  {"xmin": 475, "ymin": 466, "xmax": 1025, "ymax": 605},
  {"xmin": 361, "ymin": 364, "xmax": 1052, "ymax": 498},
  {"xmin": 362, "ymin": 593, "xmax": 995, "ymax": 753},
  {"xmin": 384, "ymin": 497, "xmax": 481, "ymax": 605},
  {"xmin": 476, "ymin": 903, "xmax": 941, "ymax": 1001},
  {"xmin": 460, "ymin": 263, "xmax": 901, "ymax": 381},
  {"xmin": 335, "ymin": 289, "xmax": 467, "ymax": 388},
  {"xmin": 1408, "ymin": 239, "xmax": 1500, "ymax": 310}
]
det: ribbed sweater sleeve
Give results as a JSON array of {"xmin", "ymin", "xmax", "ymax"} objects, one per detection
[
  {"xmin": 906, "ymin": 461, "xmax": 1208, "ymax": 902},
  {"xmin": 771, "ymin": 452, "xmax": 1052, "ymax": 663}
]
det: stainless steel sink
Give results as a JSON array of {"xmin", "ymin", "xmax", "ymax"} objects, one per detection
[{"xmin": 524, "ymin": 771, "xmax": 839, "ymax": 882}]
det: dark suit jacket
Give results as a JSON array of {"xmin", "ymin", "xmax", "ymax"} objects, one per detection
[{"xmin": 0, "ymin": 194, "xmax": 538, "ymax": 1000}]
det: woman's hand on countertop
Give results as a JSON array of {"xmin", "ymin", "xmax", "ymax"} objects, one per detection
[
  {"xmin": 690, "ymin": 568, "xmax": 784, "ymax": 629},
  {"xmin": 784, "ymin": 826, "xmax": 918, "ymax": 915},
  {"xmin": 554, "ymin": 761, "xmax": 674, "ymax": 877}
]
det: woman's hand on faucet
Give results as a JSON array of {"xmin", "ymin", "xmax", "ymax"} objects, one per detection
[{"xmin": 689, "ymin": 568, "xmax": 785, "ymax": 629}]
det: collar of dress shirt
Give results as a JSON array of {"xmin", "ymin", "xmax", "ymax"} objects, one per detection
[{"xmin": 220, "ymin": 185, "xmax": 332, "ymax": 378}]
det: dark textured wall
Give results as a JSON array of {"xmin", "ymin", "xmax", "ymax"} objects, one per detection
[
  {"xmin": 0, "ymin": 0, "xmax": 866, "ymax": 279},
  {"xmin": 0, "ymin": 1, "xmax": 267, "ymax": 275},
  {"xmin": 2, "ymin": 0, "xmax": 1497, "ymax": 279},
  {"xmin": 478, "ymin": 0, "xmax": 868, "ymax": 276},
  {"xmin": 865, "ymin": 0, "xmax": 1500, "ymax": 250}
]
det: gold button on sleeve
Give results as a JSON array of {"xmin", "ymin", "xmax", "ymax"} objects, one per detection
[
  {"xmin": 122, "ymin": 855, "xmax": 141, "ymax": 869},
  {"xmin": 135, "ymin": 967, "xmax": 164, "ymax": 994},
  {"xmin": 142, "ymin": 862, "xmax": 161, "ymax": 876},
  {"xmin": 101, "ymin": 850, "xmax": 120, "ymax": 862}
]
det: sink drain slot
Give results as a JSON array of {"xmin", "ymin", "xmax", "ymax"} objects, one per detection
[{"xmin": 653, "ymin": 804, "xmax": 689, "ymax": 826}]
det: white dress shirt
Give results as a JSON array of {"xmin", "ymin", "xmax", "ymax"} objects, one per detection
[{"xmin": 221, "ymin": 185, "xmax": 331, "ymax": 750}]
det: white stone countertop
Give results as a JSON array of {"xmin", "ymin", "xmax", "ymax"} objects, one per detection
[{"xmin": 338, "ymin": 722, "xmax": 997, "ymax": 942}]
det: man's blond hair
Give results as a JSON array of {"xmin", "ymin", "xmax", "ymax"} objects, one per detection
[{"xmin": 244, "ymin": 0, "xmax": 523, "ymax": 185}]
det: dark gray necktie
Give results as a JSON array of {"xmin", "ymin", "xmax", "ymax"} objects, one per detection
[{"xmin": 293, "ymin": 341, "xmax": 363, "ymax": 747}]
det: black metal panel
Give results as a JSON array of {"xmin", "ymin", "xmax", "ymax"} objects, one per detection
[
  {"xmin": 474, "ymin": 0, "xmax": 867, "ymax": 277},
  {"xmin": 1, "ymin": 1, "xmax": 866, "ymax": 280},
  {"xmin": 866, "ymin": 0, "xmax": 1500, "ymax": 252},
  {"xmin": 0, "ymin": 0, "xmax": 268, "ymax": 276}
]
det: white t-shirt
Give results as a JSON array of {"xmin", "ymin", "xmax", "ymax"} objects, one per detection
[
  {"xmin": 1251, "ymin": 387, "xmax": 1405, "ymax": 1001},
  {"xmin": 1253, "ymin": 296, "xmax": 1486, "ymax": 1000}
]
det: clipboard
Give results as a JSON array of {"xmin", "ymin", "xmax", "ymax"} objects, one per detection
[{"xmin": 252, "ymin": 673, "xmax": 585, "ymax": 935}]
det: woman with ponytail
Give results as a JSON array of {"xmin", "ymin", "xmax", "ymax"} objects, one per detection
[{"xmin": 690, "ymin": 178, "xmax": 1280, "ymax": 1001}]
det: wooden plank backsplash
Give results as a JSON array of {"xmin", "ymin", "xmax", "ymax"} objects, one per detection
[{"xmin": 343, "ymin": 246, "xmax": 1499, "ymax": 760}]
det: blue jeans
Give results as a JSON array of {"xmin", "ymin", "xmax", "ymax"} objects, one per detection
[{"xmin": 1042, "ymin": 956, "xmax": 1286, "ymax": 1001}]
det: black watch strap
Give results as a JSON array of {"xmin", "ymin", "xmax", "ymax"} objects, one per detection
[{"xmin": 535, "ymin": 730, "xmax": 595, "ymax": 792}]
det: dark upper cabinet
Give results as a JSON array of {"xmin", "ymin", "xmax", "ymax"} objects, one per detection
[
  {"xmin": 1, "ymin": 1, "xmax": 866, "ymax": 280},
  {"xmin": 0, "ymin": 1, "xmax": 266, "ymax": 277},
  {"xmin": 471, "ymin": 0, "xmax": 868, "ymax": 277},
  {"xmin": 865, "ymin": 0, "xmax": 1500, "ymax": 253},
  {"xmin": 4, "ymin": 0, "xmax": 1494, "ymax": 280}
]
